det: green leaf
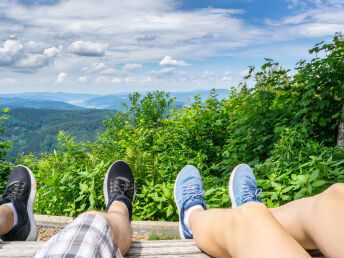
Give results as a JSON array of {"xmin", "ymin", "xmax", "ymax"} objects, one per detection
[
  {"xmin": 312, "ymin": 180, "xmax": 327, "ymax": 187},
  {"xmin": 79, "ymin": 183, "xmax": 88, "ymax": 193},
  {"xmin": 166, "ymin": 205, "xmax": 173, "ymax": 217},
  {"xmin": 308, "ymin": 170, "xmax": 319, "ymax": 182}
]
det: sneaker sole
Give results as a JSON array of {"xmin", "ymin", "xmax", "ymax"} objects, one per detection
[
  {"xmin": 173, "ymin": 169, "xmax": 186, "ymax": 240},
  {"xmin": 18, "ymin": 165, "xmax": 37, "ymax": 241},
  {"xmin": 103, "ymin": 161, "xmax": 136, "ymax": 207},
  {"xmin": 228, "ymin": 164, "xmax": 242, "ymax": 208}
]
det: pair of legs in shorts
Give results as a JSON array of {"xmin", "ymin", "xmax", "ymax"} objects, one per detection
[
  {"xmin": 0, "ymin": 161, "xmax": 134, "ymax": 257},
  {"xmin": 0, "ymin": 162, "xmax": 343, "ymax": 257},
  {"xmin": 174, "ymin": 164, "xmax": 344, "ymax": 257}
]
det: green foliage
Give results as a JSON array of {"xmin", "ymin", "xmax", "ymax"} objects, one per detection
[
  {"xmin": 133, "ymin": 181, "xmax": 177, "ymax": 221},
  {"xmin": 255, "ymin": 128, "xmax": 344, "ymax": 207},
  {"xmin": 0, "ymin": 107, "xmax": 12, "ymax": 192},
  {"xmin": 17, "ymin": 132, "xmax": 110, "ymax": 216},
  {"xmin": 2, "ymin": 35, "xmax": 344, "ymax": 221}
]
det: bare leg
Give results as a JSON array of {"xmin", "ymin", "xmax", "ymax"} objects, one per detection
[
  {"xmin": 89, "ymin": 202, "xmax": 132, "ymax": 256},
  {"xmin": 0, "ymin": 205, "xmax": 14, "ymax": 235},
  {"xmin": 271, "ymin": 183, "xmax": 344, "ymax": 257},
  {"xmin": 189, "ymin": 202, "xmax": 310, "ymax": 258}
]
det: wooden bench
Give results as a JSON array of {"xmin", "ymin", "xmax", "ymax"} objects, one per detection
[
  {"xmin": 0, "ymin": 215, "xmax": 325, "ymax": 257},
  {"xmin": 0, "ymin": 240, "xmax": 325, "ymax": 257}
]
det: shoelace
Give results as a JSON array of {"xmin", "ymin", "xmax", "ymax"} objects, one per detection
[
  {"xmin": 242, "ymin": 179, "xmax": 262, "ymax": 203},
  {"xmin": 3, "ymin": 182, "xmax": 25, "ymax": 201},
  {"xmin": 110, "ymin": 177, "xmax": 135, "ymax": 199},
  {"xmin": 182, "ymin": 183, "xmax": 205, "ymax": 203}
]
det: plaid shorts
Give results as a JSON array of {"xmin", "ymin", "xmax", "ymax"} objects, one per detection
[{"xmin": 34, "ymin": 213, "xmax": 123, "ymax": 258}]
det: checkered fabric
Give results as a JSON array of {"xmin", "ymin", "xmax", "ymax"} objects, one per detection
[{"xmin": 34, "ymin": 213, "xmax": 123, "ymax": 258}]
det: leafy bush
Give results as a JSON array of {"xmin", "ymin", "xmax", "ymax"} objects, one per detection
[
  {"xmin": 255, "ymin": 128, "xmax": 344, "ymax": 207},
  {"xmin": 0, "ymin": 107, "xmax": 12, "ymax": 193}
]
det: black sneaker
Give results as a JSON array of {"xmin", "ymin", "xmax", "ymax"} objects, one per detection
[
  {"xmin": 0, "ymin": 165, "xmax": 37, "ymax": 241},
  {"xmin": 103, "ymin": 161, "xmax": 135, "ymax": 220}
]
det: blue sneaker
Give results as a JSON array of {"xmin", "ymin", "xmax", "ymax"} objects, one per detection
[
  {"xmin": 174, "ymin": 165, "xmax": 206, "ymax": 239},
  {"xmin": 229, "ymin": 164, "xmax": 262, "ymax": 208}
]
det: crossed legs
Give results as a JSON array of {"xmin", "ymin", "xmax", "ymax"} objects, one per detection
[
  {"xmin": 175, "ymin": 164, "xmax": 344, "ymax": 258},
  {"xmin": 190, "ymin": 202, "xmax": 309, "ymax": 258},
  {"xmin": 188, "ymin": 184, "xmax": 344, "ymax": 258},
  {"xmin": 271, "ymin": 183, "xmax": 344, "ymax": 257}
]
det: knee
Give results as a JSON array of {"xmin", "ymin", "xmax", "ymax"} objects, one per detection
[
  {"xmin": 319, "ymin": 183, "xmax": 344, "ymax": 203},
  {"xmin": 230, "ymin": 202, "xmax": 271, "ymax": 226}
]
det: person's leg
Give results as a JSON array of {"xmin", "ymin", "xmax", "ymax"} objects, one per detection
[
  {"xmin": 270, "ymin": 183, "xmax": 344, "ymax": 257},
  {"xmin": 189, "ymin": 202, "xmax": 310, "ymax": 258},
  {"xmin": 34, "ymin": 160, "xmax": 135, "ymax": 258},
  {"xmin": 229, "ymin": 164, "xmax": 344, "ymax": 257},
  {"xmin": 107, "ymin": 202, "xmax": 132, "ymax": 254},
  {"xmin": 174, "ymin": 165, "xmax": 309, "ymax": 258},
  {"xmin": 88, "ymin": 201, "xmax": 132, "ymax": 255},
  {"xmin": 0, "ymin": 205, "xmax": 14, "ymax": 235},
  {"xmin": 0, "ymin": 165, "xmax": 37, "ymax": 241}
]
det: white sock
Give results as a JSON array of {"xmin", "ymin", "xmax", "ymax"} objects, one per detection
[
  {"xmin": 2, "ymin": 203, "xmax": 18, "ymax": 227},
  {"xmin": 112, "ymin": 200, "xmax": 128, "ymax": 212},
  {"xmin": 183, "ymin": 205, "xmax": 204, "ymax": 233}
]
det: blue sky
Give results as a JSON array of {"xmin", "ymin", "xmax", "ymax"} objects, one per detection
[{"xmin": 0, "ymin": 0, "xmax": 342, "ymax": 94}]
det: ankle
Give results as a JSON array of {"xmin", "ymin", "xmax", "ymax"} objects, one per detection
[
  {"xmin": 184, "ymin": 205, "xmax": 204, "ymax": 232},
  {"xmin": 108, "ymin": 201, "xmax": 129, "ymax": 216},
  {"xmin": 0, "ymin": 205, "xmax": 15, "ymax": 235},
  {"xmin": 1, "ymin": 203, "xmax": 17, "ymax": 226}
]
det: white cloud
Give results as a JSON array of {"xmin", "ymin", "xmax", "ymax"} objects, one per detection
[
  {"xmin": 78, "ymin": 76, "xmax": 87, "ymax": 83},
  {"xmin": 68, "ymin": 41, "xmax": 107, "ymax": 57},
  {"xmin": 0, "ymin": 78, "xmax": 18, "ymax": 85},
  {"xmin": 100, "ymin": 68, "xmax": 118, "ymax": 75},
  {"xmin": 148, "ymin": 67, "xmax": 176, "ymax": 79},
  {"xmin": 56, "ymin": 72, "xmax": 67, "ymax": 83},
  {"xmin": 201, "ymin": 71, "xmax": 215, "ymax": 79},
  {"xmin": 222, "ymin": 76, "xmax": 231, "ymax": 81},
  {"xmin": 239, "ymin": 69, "xmax": 249, "ymax": 76},
  {"xmin": 44, "ymin": 46, "xmax": 62, "ymax": 57},
  {"xmin": 124, "ymin": 76, "xmax": 137, "ymax": 83},
  {"xmin": 93, "ymin": 62, "xmax": 106, "ymax": 71},
  {"xmin": 111, "ymin": 77, "xmax": 122, "ymax": 83},
  {"xmin": 0, "ymin": 40, "xmax": 23, "ymax": 65},
  {"xmin": 25, "ymin": 41, "xmax": 45, "ymax": 53},
  {"xmin": 16, "ymin": 46, "xmax": 61, "ymax": 69},
  {"xmin": 122, "ymin": 63, "xmax": 142, "ymax": 72},
  {"xmin": 0, "ymin": 40, "xmax": 61, "ymax": 71},
  {"xmin": 221, "ymin": 71, "xmax": 232, "ymax": 81},
  {"xmin": 159, "ymin": 56, "xmax": 191, "ymax": 66},
  {"xmin": 95, "ymin": 76, "xmax": 110, "ymax": 84}
]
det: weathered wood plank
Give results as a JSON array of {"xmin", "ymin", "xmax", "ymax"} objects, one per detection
[
  {"xmin": 127, "ymin": 240, "xmax": 208, "ymax": 256},
  {"xmin": 0, "ymin": 241, "xmax": 209, "ymax": 257},
  {"xmin": 0, "ymin": 241, "xmax": 325, "ymax": 258},
  {"xmin": 34, "ymin": 215, "xmax": 180, "ymax": 237}
]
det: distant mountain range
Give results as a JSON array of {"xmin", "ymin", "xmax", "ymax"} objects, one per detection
[
  {"xmin": 0, "ymin": 89, "xmax": 229, "ymax": 110},
  {"xmin": 0, "ymin": 97, "xmax": 85, "ymax": 110}
]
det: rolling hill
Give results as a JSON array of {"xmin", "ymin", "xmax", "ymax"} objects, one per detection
[{"xmin": 3, "ymin": 108, "xmax": 112, "ymax": 158}]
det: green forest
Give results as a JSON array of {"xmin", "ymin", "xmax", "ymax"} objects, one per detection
[
  {"xmin": 0, "ymin": 35, "xmax": 343, "ymax": 221},
  {"xmin": 3, "ymin": 108, "xmax": 110, "ymax": 158}
]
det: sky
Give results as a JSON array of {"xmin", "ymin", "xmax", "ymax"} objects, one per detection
[{"xmin": 0, "ymin": 0, "xmax": 343, "ymax": 94}]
